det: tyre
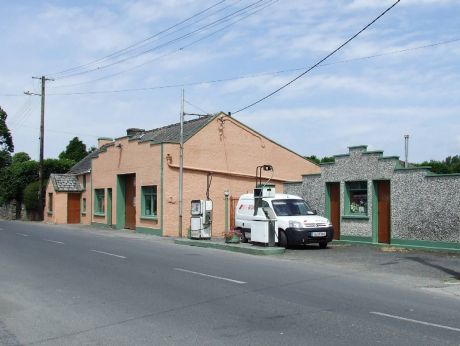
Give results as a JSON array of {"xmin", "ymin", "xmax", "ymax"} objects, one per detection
[
  {"xmin": 279, "ymin": 230, "xmax": 288, "ymax": 248},
  {"xmin": 239, "ymin": 229, "xmax": 248, "ymax": 243},
  {"xmin": 319, "ymin": 241, "xmax": 328, "ymax": 249}
]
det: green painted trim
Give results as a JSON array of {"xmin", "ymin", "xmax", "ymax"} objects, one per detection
[
  {"xmin": 284, "ymin": 181, "xmax": 303, "ymax": 185},
  {"xmin": 394, "ymin": 166, "xmax": 431, "ymax": 171},
  {"xmin": 91, "ymin": 222, "xmax": 112, "ymax": 229},
  {"xmin": 175, "ymin": 239, "xmax": 285, "ymax": 256},
  {"xmin": 391, "ymin": 238, "xmax": 460, "ymax": 250},
  {"xmin": 135, "ymin": 226, "xmax": 162, "ymax": 236},
  {"xmin": 348, "ymin": 145, "xmax": 368, "ymax": 150},
  {"xmin": 140, "ymin": 185, "xmax": 158, "ymax": 218},
  {"xmin": 342, "ymin": 215, "xmax": 369, "ymax": 220},
  {"xmin": 362, "ymin": 150, "xmax": 383, "ymax": 155},
  {"xmin": 116, "ymin": 175, "xmax": 126, "ymax": 230},
  {"xmin": 90, "ymin": 160, "xmax": 93, "ymax": 224},
  {"xmin": 339, "ymin": 235, "xmax": 372, "ymax": 243},
  {"xmin": 334, "ymin": 154, "xmax": 350, "ymax": 158},
  {"xmin": 372, "ymin": 182, "xmax": 378, "ymax": 243},
  {"xmin": 325, "ymin": 183, "xmax": 331, "ymax": 220},
  {"xmin": 93, "ymin": 212, "xmax": 105, "ymax": 216},
  {"xmin": 301, "ymin": 173, "xmax": 321, "ymax": 177},
  {"xmin": 107, "ymin": 188, "xmax": 112, "ymax": 226},
  {"xmin": 140, "ymin": 216, "xmax": 158, "ymax": 221},
  {"xmin": 379, "ymin": 156, "xmax": 400, "ymax": 160},
  {"xmin": 426, "ymin": 173, "xmax": 460, "ymax": 177},
  {"xmin": 159, "ymin": 144, "xmax": 164, "ymax": 236}
]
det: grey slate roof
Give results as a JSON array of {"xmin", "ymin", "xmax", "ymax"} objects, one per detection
[
  {"xmin": 136, "ymin": 115, "xmax": 215, "ymax": 144},
  {"xmin": 68, "ymin": 115, "xmax": 215, "ymax": 175},
  {"xmin": 50, "ymin": 174, "xmax": 84, "ymax": 192}
]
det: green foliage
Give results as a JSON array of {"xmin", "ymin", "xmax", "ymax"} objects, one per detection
[
  {"xmin": 43, "ymin": 158, "xmax": 74, "ymax": 179},
  {"xmin": 0, "ymin": 150, "xmax": 11, "ymax": 168},
  {"xmin": 23, "ymin": 180, "xmax": 41, "ymax": 211},
  {"xmin": 12, "ymin": 152, "xmax": 31, "ymax": 164},
  {"xmin": 415, "ymin": 155, "xmax": 460, "ymax": 174},
  {"xmin": 0, "ymin": 158, "xmax": 38, "ymax": 204},
  {"xmin": 305, "ymin": 155, "xmax": 336, "ymax": 165},
  {"xmin": 0, "ymin": 107, "xmax": 14, "ymax": 153},
  {"xmin": 59, "ymin": 137, "xmax": 88, "ymax": 163}
]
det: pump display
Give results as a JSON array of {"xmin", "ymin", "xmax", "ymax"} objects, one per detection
[{"xmin": 190, "ymin": 200, "xmax": 213, "ymax": 239}]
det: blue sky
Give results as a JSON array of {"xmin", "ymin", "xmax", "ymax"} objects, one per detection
[{"xmin": 1, "ymin": 0, "xmax": 459, "ymax": 162}]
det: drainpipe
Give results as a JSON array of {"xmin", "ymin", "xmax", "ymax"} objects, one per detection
[{"xmin": 224, "ymin": 190, "xmax": 229, "ymax": 235}]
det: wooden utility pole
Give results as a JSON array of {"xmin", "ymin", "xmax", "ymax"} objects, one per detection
[{"xmin": 25, "ymin": 76, "xmax": 53, "ymax": 220}]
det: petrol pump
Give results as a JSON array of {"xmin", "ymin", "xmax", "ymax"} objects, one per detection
[{"xmin": 190, "ymin": 173, "xmax": 213, "ymax": 239}]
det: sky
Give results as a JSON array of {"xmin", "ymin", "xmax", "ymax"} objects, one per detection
[{"xmin": 1, "ymin": 0, "xmax": 459, "ymax": 163}]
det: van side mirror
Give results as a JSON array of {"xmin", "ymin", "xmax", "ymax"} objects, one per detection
[{"xmin": 313, "ymin": 210, "xmax": 317, "ymax": 215}]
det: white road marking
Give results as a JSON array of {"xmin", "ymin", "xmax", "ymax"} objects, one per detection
[
  {"xmin": 370, "ymin": 312, "xmax": 460, "ymax": 333},
  {"xmin": 44, "ymin": 239, "xmax": 64, "ymax": 245},
  {"xmin": 16, "ymin": 233, "xmax": 29, "ymax": 237},
  {"xmin": 91, "ymin": 250, "xmax": 126, "ymax": 259},
  {"xmin": 174, "ymin": 268, "xmax": 247, "ymax": 284}
]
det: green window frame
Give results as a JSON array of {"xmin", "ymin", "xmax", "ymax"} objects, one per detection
[
  {"xmin": 141, "ymin": 185, "xmax": 157, "ymax": 218},
  {"xmin": 82, "ymin": 197, "xmax": 87, "ymax": 214},
  {"xmin": 94, "ymin": 189, "xmax": 105, "ymax": 215},
  {"xmin": 345, "ymin": 181, "xmax": 368, "ymax": 216},
  {"xmin": 48, "ymin": 193, "xmax": 53, "ymax": 213}
]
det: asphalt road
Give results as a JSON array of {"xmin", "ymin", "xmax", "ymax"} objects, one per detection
[{"xmin": 1, "ymin": 221, "xmax": 459, "ymax": 346}]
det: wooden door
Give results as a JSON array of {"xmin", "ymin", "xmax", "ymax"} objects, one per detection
[
  {"xmin": 125, "ymin": 174, "xmax": 136, "ymax": 230},
  {"xmin": 67, "ymin": 193, "xmax": 81, "ymax": 224},
  {"xmin": 377, "ymin": 181, "xmax": 391, "ymax": 244},
  {"xmin": 329, "ymin": 183, "xmax": 340, "ymax": 240}
]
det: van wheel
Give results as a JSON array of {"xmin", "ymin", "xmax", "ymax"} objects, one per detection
[
  {"xmin": 239, "ymin": 229, "xmax": 248, "ymax": 243},
  {"xmin": 279, "ymin": 230, "xmax": 288, "ymax": 248},
  {"xmin": 319, "ymin": 242, "xmax": 328, "ymax": 249}
]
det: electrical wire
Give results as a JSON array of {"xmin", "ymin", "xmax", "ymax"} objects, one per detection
[
  {"xmin": 51, "ymin": 0, "xmax": 277, "ymax": 88},
  {"xmin": 47, "ymin": 0, "xmax": 229, "ymax": 78},
  {"xmin": 44, "ymin": 35, "xmax": 459, "ymax": 96},
  {"xmin": 52, "ymin": 0, "xmax": 271, "ymax": 81},
  {"xmin": 232, "ymin": 0, "xmax": 401, "ymax": 114}
]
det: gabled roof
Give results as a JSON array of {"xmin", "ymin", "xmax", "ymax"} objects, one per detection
[
  {"xmin": 68, "ymin": 143, "xmax": 114, "ymax": 175},
  {"xmin": 50, "ymin": 174, "xmax": 84, "ymax": 192},
  {"xmin": 135, "ymin": 115, "xmax": 215, "ymax": 144}
]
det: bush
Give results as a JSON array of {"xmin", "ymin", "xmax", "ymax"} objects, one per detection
[{"xmin": 23, "ymin": 180, "xmax": 41, "ymax": 211}]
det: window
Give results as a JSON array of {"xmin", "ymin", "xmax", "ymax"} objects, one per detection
[
  {"xmin": 82, "ymin": 175, "xmax": 86, "ymax": 189},
  {"xmin": 345, "ymin": 181, "xmax": 368, "ymax": 215},
  {"xmin": 94, "ymin": 189, "xmax": 105, "ymax": 215},
  {"xmin": 271, "ymin": 199, "xmax": 315, "ymax": 216},
  {"xmin": 48, "ymin": 193, "xmax": 53, "ymax": 213},
  {"xmin": 82, "ymin": 198, "xmax": 87, "ymax": 213},
  {"xmin": 141, "ymin": 186, "xmax": 157, "ymax": 217}
]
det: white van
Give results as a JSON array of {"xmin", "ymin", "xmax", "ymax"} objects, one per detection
[{"xmin": 235, "ymin": 193, "xmax": 334, "ymax": 248}]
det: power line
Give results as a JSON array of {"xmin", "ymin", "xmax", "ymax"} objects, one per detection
[
  {"xmin": 51, "ymin": 0, "xmax": 277, "ymax": 88},
  {"xmin": 53, "ymin": 0, "xmax": 272, "ymax": 81},
  {"xmin": 47, "ymin": 0, "xmax": 229, "ymax": 78},
  {"xmin": 45, "ymin": 35, "xmax": 458, "ymax": 96},
  {"xmin": 232, "ymin": 0, "xmax": 401, "ymax": 114}
]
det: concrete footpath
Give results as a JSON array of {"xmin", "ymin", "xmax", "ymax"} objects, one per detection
[{"xmin": 174, "ymin": 238, "xmax": 285, "ymax": 255}]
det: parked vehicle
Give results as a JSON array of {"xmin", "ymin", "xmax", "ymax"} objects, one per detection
[{"xmin": 235, "ymin": 193, "xmax": 334, "ymax": 248}]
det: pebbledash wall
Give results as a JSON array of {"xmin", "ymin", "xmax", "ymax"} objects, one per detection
[{"xmin": 284, "ymin": 145, "xmax": 460, "ymax": 251}]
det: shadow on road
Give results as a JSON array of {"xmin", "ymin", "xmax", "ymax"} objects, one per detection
[{"xmin": 407, "ymin": 256, "xmax": 460, "ymax": 280}]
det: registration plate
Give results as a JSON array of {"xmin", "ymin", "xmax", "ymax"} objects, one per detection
[{"xmin": 311, "ymin": 231, "xmax": 326, "ymax": 237}]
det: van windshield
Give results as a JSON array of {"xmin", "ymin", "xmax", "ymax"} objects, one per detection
[{"xmin": 271, "ymin": 199, "xmax": 315, "ymax": 216}]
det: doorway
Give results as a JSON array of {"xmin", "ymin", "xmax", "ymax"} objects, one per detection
[
  {"xmin": 107, "ymin": 188, "xmax": 112, "ymax": 226},
  {"xmin": 375, "ymin": 180, "xmax": 391, "ymax": 244},
  {"xmin": 67, "ymin": 193, "xmax": 81, "ymax": 224},
  {"xmin": 124, "ymin": 174, "xmax": 136, "ymax": 230},
  {"xmin": 327, "ymin": 182, "xmax": 340, "ymax": 240}
]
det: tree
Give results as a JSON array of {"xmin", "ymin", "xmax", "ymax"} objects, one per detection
[
  {"xmin": 305, "ymin": 155, "xmax": 336, "ymax": 165},
  {"xmin": 0, "ymin": 154, "xmax": 38, "ymax": 205},
  {"xmin": 415, "ymin": 155, "xmax": 460, "ymax": 174},
  {"xmin": 59, "ymin": 137, "xmax": 88, "ymax": 163},
  {"xmin": 11, "ymin": 152, "xmax": 30, "ymax": 164},
  {"xmin": 0, "ymin": 107, "xmax": 14, "ymax": 169}
]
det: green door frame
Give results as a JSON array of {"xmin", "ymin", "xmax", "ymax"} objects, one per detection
[
  {"xmin": 116, "ymin": 175, "xmax": 126, "ymax": 230},
  {"xmin": 107, "ymin": 188, "xmax": 112, "ymax": 227}
]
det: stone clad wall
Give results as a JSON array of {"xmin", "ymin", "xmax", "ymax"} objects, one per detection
[
  {"xmin": 392, "ymin": 170, "xmax": 460, "ymax": 243},
  {"xmin": 284, "ymin": 145, "xmax": 460, "ymax": 247}
]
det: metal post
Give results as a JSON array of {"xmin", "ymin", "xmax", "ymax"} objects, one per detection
[
  {"xmin": 38, "ymin": 76, "xmax": 45, "ymax": 220},
  {"xmin": 404, "ymin": 134, "xmax": 409, "ymax": 168},
  {"xmin": 179, "ymin": 88, "xmax": 184, "ymax": 238}
]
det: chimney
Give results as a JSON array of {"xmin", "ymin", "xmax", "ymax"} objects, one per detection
[
  {"xmin": 97, "ymin": 137, "xmax": 113, "ymax": 148},
  {"xmin": 126, "ymin": 128, "xmax": 145, "ymax": 138}
]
